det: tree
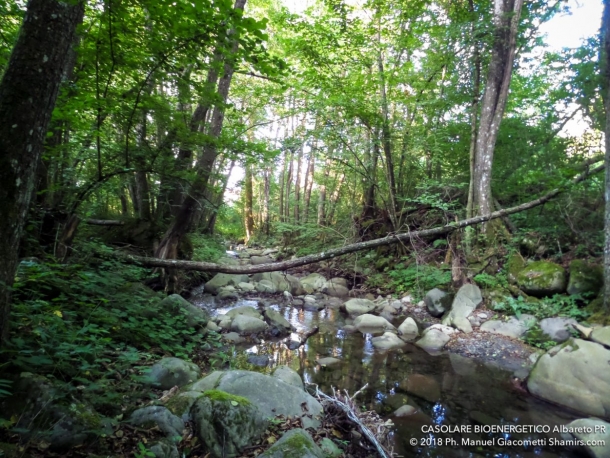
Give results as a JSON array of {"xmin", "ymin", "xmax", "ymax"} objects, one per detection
[
  {"xmin": 602, "ymin": 0, "xmax": 610, "ymax": 314},
  {"xmin": 0, "ymin": 0, "xmax": 85, "ymax": 343}
]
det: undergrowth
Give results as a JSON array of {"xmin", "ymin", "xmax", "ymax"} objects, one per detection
[
  {"xmin": 492, "ymin": 294, "xmax": 590, "ymax": 321},
  {"xmin": 387, "ymin": 262, "xmax": 451, "ymax": 299}
]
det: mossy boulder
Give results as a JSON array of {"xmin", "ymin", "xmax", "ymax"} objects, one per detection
[
  {"xmin": 147, "ymin": 357, "xmax": 201, "ymax": 390},
  {"xmin": 506, "ymin": 253, "xmax": 526, "ymax": 284},
  {"xmin": 129, "ymin": 406, "xmax": 184, "ymax": 440},
  {"xmin": 584, "ymin": 297, "xmax": 610, "ymax": 325},
  {"xmin": 190, "ymin": 390, "xmax": 267, "ymax": 458},
  {"xmin": 516, "ymin": 261, "xmax": 566, "ymax": 296},
  {"xmin": 159, "ymin": 294, "xmax": 209, "ymax": 328},
  {"xmin": 567, "ymin": 260, "xmax": 603, "ymax": 296},
  {"xmin": 258, "ymin": 428, "xmax": 324, "ymax": 458}
]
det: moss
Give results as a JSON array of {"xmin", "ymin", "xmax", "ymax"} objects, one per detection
[
  {"xmin": 516, "ymin": 261, "xmax": 566, "ymax": 296},
  {"xmin": 506, "ymin": 253, "xmax": 525, "ymax": 284},
  {"xmin": 585, "ymin": 297, "xmax": 610, "ymax": 325},
  {"xmin": 202, "ymin": 390, "xmax": 251, "ymax": 406},
  {"xmin": 165, "ymin": 392, "xmax": 203, "ymax": 416},
  {"xmin": 567, "ymin": 260, "xmax": 603, "ymax": 296}
]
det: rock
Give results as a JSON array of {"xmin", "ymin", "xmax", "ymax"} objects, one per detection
[
  {"xmin": 159, "ymin": 294, "xmax": 208, "ymax": 328},
  {"xmin": 191, "ymin": 371, "xmax": 323, "ymax": 429},
  {"xmin": 45, "ymin": 402, "xmax": 110, "ymax": 450},
  {"xmin": 129, "ymin": 406, "xmax": 184, "ymax": 439},
  {"xmin": 250, "ymin": 256, "xmax": 273, "ymax": 265},
  {"xmin": 191, "ymin": 390, "xmax": 267, "ymax": 458},
  {"xmin": 165, "ymin": 391, "xmax": 204, "ymax": 420},
  {"xmin": 326, "ymin": 297, "xmax": 343, "ymax": 308},
  {"xmin": 442, "ymin": 284, "xmax": 482, "ymax": 329},
  {"xmin": 247, "ymin": 355, "xmax": 270, "ymax": 367},
  {"xmin": 516, "ymin": 261, "xmax": 567, "ymax": 296},
  {"xmin": 539, "ymin": 317, "xmax": 578, "ymax": 343},
  {"xmin": 353, "ymin": 314, "xmax": 396, "ymax": 332},
  {"xmin": 218, "ymin": 287, "xmax": 239, "ymax": 300},
  {"xmin": 527, "ymin": 339, "xmax": 610, "ymax": 417},
  {"xmin": 371, "ymin": 332, "xmax": 407, "ymax": 351},
  {"xmin": 149, "ymin": 440, "xmax": 180, "ymax": 458},
  {"xmin": 591, "ymin": 326, "xmax": 610, "ymax": 348},
  {"xmin": 226, "ymin": 306, "xmax": 263, "ymax": 320},
  {"xmin": 559, "ymin": 418, "xmax": 610, "ymax": 458},
  {"xmin": 424, "ymin": 288, "xmax": 452, "ymax": 317},
  {"xmin": 322, "ymin": 281, "xmax": 349, "ymax": 297},
  {"xmin": 237, "ymin": 282, "xmax": 255, "ymax": 292},
  {"xmin": 256, "ymin": 280, "xmax": 276, "ymax": 293},
  {"xmin": 394, "ymin": 405, "xmax": 418, "ymax": 417},
  {"xmin": 231, "ymin": 315, "xmax": 268, "ymax": 334},
  {"xmin": 204, "ymin": 274, "xmax": 249, "ymax": 295},
  {"xmin": 344, "ymin": 298, "xmax": 376, "ymax": 316},
  {"xmin": 217, "ymin": 256, "xmax": 240, "ymax": 266},
  {"xmin": 272, "ymin": 366, "xmax": 303, "ymax": 390},
  {"xmin": 222, "ymin": 332, "xmax": 245, "ymax": 344},
  {"xmin": 147, "ymin": 357, "xmax": 201, "ymax": 390},
  {"xmin": 206, "ymin": 321, "xmax": 220, "ymax": 332},
  {"xmin": 398, "ymin": 317, "xmax": 419, "ymax": 341},
  {"xmin": 300, "ymin": 273, "xmax": 327, "ymax": 292},
  {"xmin": 319, "ymin": 438, "xmax": 343, "ymax": 458},
  {"xmin": 400, "ymin": 374, "xmax": 441, "ymax": 402},
  {"xmin": 252, "ymin": 272, "xmax": 303, "ymax": 295},
  {"xmin": 329, "ymin": 277, "xmax": 347, "ymax": 287},
  {"xmin": 218, "ymin": 316, "xmax": 232, "ymax": 329},
  {"xmin": 318, "ymin": 357, "xmax": 341, "ymax": 367},
  {"xmin": 382, "ymin": 305, "xmax": 398, "ymax": 315},
  {"xmin": 258, "ymin": 428, "xmax": 324, "ymax": 458},
  {"xmin": 506, "ymin": 253, "xmax": 526, "ymax": 284},
  {"xmin": 567, "ymin": 260, "xmax": 603, "ymax": 296},
  {"xmin": 264, "ymin": 308, "xmax": 292, "ymax": 333},
  {"xmin": 401, "ymin": 294, "xmax": 413, "ymax": 304},
  {"xmin": 262, "ymin": 248, "xmax": 278, "ymax": 256},
  {"xmin": 480, "ymin": 315, "xmax": 536, "ymax": 338},
  {"xmin": 415, "ymin": 329, "xmax": 450, "ymax": 352},
  {"xmin": 453, "ymin": 316, "xmax": 473, "ymax": 334}
]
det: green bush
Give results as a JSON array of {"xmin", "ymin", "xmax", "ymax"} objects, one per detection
[
  {"xmin": 493, "ymin": 294, "xmax": 589, "ymax": 321},
  {"xmin": 190, "ymin": 234, "xmax": 226, "ymax": 262},
  {"xmin": 387, "ymin": 263, "xmax": 451, "ymax": 298}
]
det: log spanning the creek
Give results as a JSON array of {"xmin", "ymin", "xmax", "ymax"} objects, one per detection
[{"xmin": 113, "ymin": 162, "xmax": 604, "ymax": 274}]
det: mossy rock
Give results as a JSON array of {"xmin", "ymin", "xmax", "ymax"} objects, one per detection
[
  {"xmin": 585, "ymin": 297, "xmax": 610, "ymax": 326},
  {"xmin": 506, "ymin": 253, "xmax": 526, "ymax": 285},
  {"xmin": 567, "ymin": 260, "xmax": 603, "ymax": 296},
  {"xmin": 516, "ymin": 261, "xmax": 566, "ymax": 297},
  {"xmin": 202, "ymin": 389, "xmax": 251, "ymax": 405},
  {"xmin": 258, "ymin": 428, "xmax": 324, "ymax": 458}
]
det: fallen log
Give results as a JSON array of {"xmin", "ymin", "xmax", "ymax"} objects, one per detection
[
  {"xmin": 86, "ymin": 219, "xmax": 125, "ymax": 226},
  {"xmin": 112, "ymin": 162, "xmax": 604, "ymax": 274}
]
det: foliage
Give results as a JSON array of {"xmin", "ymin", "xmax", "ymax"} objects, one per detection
[
  {"xmin": 190, "ymin": 234, "xmax": 226, "ymax": 262},
  {"xmin": 492, "ymin": 294, "xmax": 590, "ymax": 321},
  {"xmin": 387, "ymin": 263, "xmax": 451, "ymax": 298},
  {"xmin": 523, "ymin": 325, "xmax": 558, "ymax": 351},
  {"xmin": 473, "ymin": 272, "xmax": 508, "ymax": 290}
]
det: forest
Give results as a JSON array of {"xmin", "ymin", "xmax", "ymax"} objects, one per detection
[{"xmin": 1, "ymin": 0, "xmax": 610, "ymax": 457}]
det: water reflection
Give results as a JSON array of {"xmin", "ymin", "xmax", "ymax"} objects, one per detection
[{"xmin": 192, "ymin": 296, "xmax": 582, "ymax": 457}]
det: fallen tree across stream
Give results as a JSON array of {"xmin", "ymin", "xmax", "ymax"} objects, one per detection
[{"xmin": 112, "ymin": 162, "xmax": 604, "ymax": 274}]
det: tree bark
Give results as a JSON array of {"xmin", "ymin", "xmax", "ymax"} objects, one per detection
[
  {"xmin": 244, "ymin": 163, "xmax": 254, "ymax": 243},
  {"xmin": 602, "ymin": 0, "xmax": 610, "ymax": 314},
  {"xmin": 471, "ymin": 0, "xmax": 524, "ymax": 236},
  {"xmin": 117, "ymin": 160, "xmax": 604, "ymax": 274},
  {"xmin": 0, "ymin": 0, "xmax": 85, "ymax": 343}
]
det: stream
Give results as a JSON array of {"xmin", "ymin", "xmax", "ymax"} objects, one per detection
[{"xmin": 190, "ymin": 290, "xmax": 585, "ymax": 458}]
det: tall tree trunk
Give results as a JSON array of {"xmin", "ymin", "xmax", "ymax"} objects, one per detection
[
  {"xmin": 303, "ymin": 150, "xmax": 315, "ymax": 223},
  {"xmin": 155, "ymin": 0, "xmax": 246, "ymax": 269},
  {"xmin": 471, "ymin": 0, "xmax": 523, "ymax": 238},
  {"xmin": 0, "ymin": 0, "xmax": 85, "ymax": 343},
  {"xmin": 326, "ymin": 172, "xmax": 345, "ymax": 225},
  {"xmin": 317, "ymin": 152, "xmax": 332, "ymax": 226},
  {"xmin": 279, "ymin": 150, "xmax": 287, "ymax": 223},
  {"xmin": 244, "ymin": 164, "xmax": 254, "ymax": 244},
  {"xmin": 294, "ymin": 143, "xmax": 303, "ymax": 224},
  {"xmin": 263, "ymin": 167, "xmax": 271, "ymax": 235},
  {"xmin": 602, "ymin": 0, "xmax": 610, "ymax": 315},
  {"xmin": 284, "ymin": 150, "xmax": 293, "ymax": 222}
]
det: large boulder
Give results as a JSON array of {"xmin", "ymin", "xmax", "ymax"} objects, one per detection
[
  {"xmin": 272, "ymin": 366, "xmax": 304, "ymax": 390},
  {"xmin": 226, "ymin": 306, "xmax": 263, "ymax": 320},
  {"xmin": 424, "ymin": 288, "xmax": 452, "ymax": 317},
  {"xmin": 231, "ymin": 315, "xmax": 268, "ymax": 334},
  {"xmin": 415, "ymin": 325, "xmax": 453, "ymax": 352},
  {"xmin": 398, "ymin": 317, "xmax": 419, "ymax": 341},
  {"xmin": 191, "ymin": 390, "xmax": 267, "ymax": 458},
  {"xmin": 252, "ymin": 272, "xmax": 303, "ymax": 295},
  {"xmin": 129, "ymin": 406, "xmax": 184, "ymax": 439},
  {"xmin": 480, "ymin": 314, "xmax": 536, "ymax": 339},
  {"xmin": 591, "ymin": 326, "xmax": 610, "ymax": 348},
  {"xmin": 147, "ymin": 357, "xmax": 201, "ymax": 390},
  {"xmin": 353, "ymin": 314, "xmax": 395, "ymax": 332},
  {"xmin": 258, "ymin": 429, "xmax": 324, "ymax": 458},
  {"xmin": 344, "ymin": 298, "xmax": 376, "ymax": 316},
  {"xmin": 559, "ymin": 418, "xmax": 610, "ymax": 458},
  {"xmin": 567, "ymin": 260, "xmax": 603, "ymax": 296},
  {"xmin": 527, "ymin": 339, "xmax": 610, "ymax": 417},
  {"xmin": 300, "ymin": 273, "xmax": 327, "ymax": 293},
  {"xmin": 250, "ymin": 256, "xmax": 273, "ymax": 265},
  {"xmin": 322, "ymin": 279, "xmax": 349, "ymax": 297},
  {"xmin": 190, "ymin": 370, "xmax": 323, "ymax": 428},
  {"xmin": 442, "ymin": 284, "xmax": 482, "ymax": 330},
  {"xmin": 371, "ymin": 332, "xmax": 406, "ymax": 351},
  {"xmin": 205, "ymin": 274, "xmax": 249, "ymax": 295},
  {"xmin": 159, "ymin": 294, "xmax": 208, "ymax": 328},
  {"xmin": 516, "ymin": 261, "xmax": 567, "ymax": 296},
  {"xmin": 264, "ymin": 308, "xmax": 292, "ymax": 334},
  {"xmin": 539, "ymin": 317, "xmax": 577, "ymax": 343}
]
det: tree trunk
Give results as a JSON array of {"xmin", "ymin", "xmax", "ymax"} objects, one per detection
[
  {"xmin": 294, "ymin": 143, "xmax": 303, "ymax": 224},
  {"xmin": 0, "ymin": 0, "xmax": 85, "ymax": 343},
  {"xmin": 303, "ymin": 151, "xmax": 315, "ymax": 223},
  {"xmin": 244, "ymin": 164, "xmax": 254, "ymax": 244},
  {"xmin": 471, "ymin": 0, "xmax": 524, "ymax": 238},
  {"xmin": 318, "ymin": 155, "xmax": 332, "ymax": 226},
  {"xmin": 602, "ymin": 0, "xmax": 610, "ymax": 314},
  {"xmin": 263, "ymin": 167, "xmax": 271, "ymax": 235},
  {"xmin": 279, "ymin": 150, "xmax": 287, "ymax": 222}
]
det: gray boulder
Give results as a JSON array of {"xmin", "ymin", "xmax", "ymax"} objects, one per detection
[
  {"xmin": 250, "ymin": 256, "xmax": 273, "ymax": 265},
  {"xmin": 344, "ymin": 298, "xmax": 376, "ymax": 316},
  {"xmin": 252, "ymin": 272, "xmax": 303, "ymax": 295},
  {"xmin": 559, "ymin": 418, "xmax": 610, "ymax": 458},
  {"xmin": 300, "ymin": 273, "xmax": 327, "ymax": 293},
  {"xmin": 204, "ymin": 274, "xmax": 249, "ymax": 295},
  {"xmin": 226, "ymin": 306, "xmax": 263, "ymax": 320},
  {"xmin": 424, "ymin": 288, "xmax": 452, "ymax": 317},
  {"xmin": 129, "ymin": 406, "xmax": 184, "ymax": 439},
  {"xmin": 231, "ymin": 315, "xmax": 268, "ymax": 334},
  {"xmin": 527, "ymin": 339, "xmax": 610, "ymax": 417},
  {"xmin": 539, "ymin": 317, "xmax": 577, "ymax": 343},
  {"xmin": 256, "ymin": 280, "xmax": 277, "ymax": 293},
  {"xmin": 442, "ymin": 284, "xmax": 482, "ymax": 329},
  {"xmin": 191, "ymin": 370, "xmax": 323, "ymax": 429},
  {"xmin": 322, "ymin": 280, "xmax": 349, "ymax": 297},
  {"xmin": 191, "ymin": 390, "xmax": 267, "ymax": 458},
  {"xmin": 398, "ymin": 317, "xmax": 419, "ymax": 341},
  {"xmin": 591, "ymin": 326, "xmax": 610, "ymax": 348},
  {"xmin": 516, "ymin": 261, "xmax": 567, "ymax": 296},
  {"xmin": 567, "ymin": 260, "xmax": 603, "ymax": 296},
  {"xmin": 264, "ymin": 308, "xmax": 292, "ymax": 333},
  {"xmin": 353, "ymin": 314, "xmax": 395, "ymax": 332},
  {"xmin": 371, "ymin": 332, "xmax": 406, "ymax": 351},
  {"xmin": 218, "ymin": 286, "xmax": 239, "ymax": 301},
  {"xmin": 415, "ymin": 327, "xmax": 451, "ymax": 352},
  {"xmin": 149, "ymin": 440, "xmax": 180, "ymax": 458},
  {"xmin": 159, "ymin": 294, "xmax": 208, "ymax": 328},
  {"xmin": 258, "ymin": 429, "xmax": 324, "ymax": 458},
  {"xmin": 147, "ymin": 357, "xmax": 201, "ymax": 390},
  {"xmin": 480, "ymin": 314, "xmax": 536, "ymax": 339},
  {"xmin": 272, "ymin": 366, "xmax": 303, "ymax": 390}
]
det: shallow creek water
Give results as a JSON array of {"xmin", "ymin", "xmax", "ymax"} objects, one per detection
[{"xmin": 190, "ymin": 291, "xmax": 584, "ymax": 458}]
